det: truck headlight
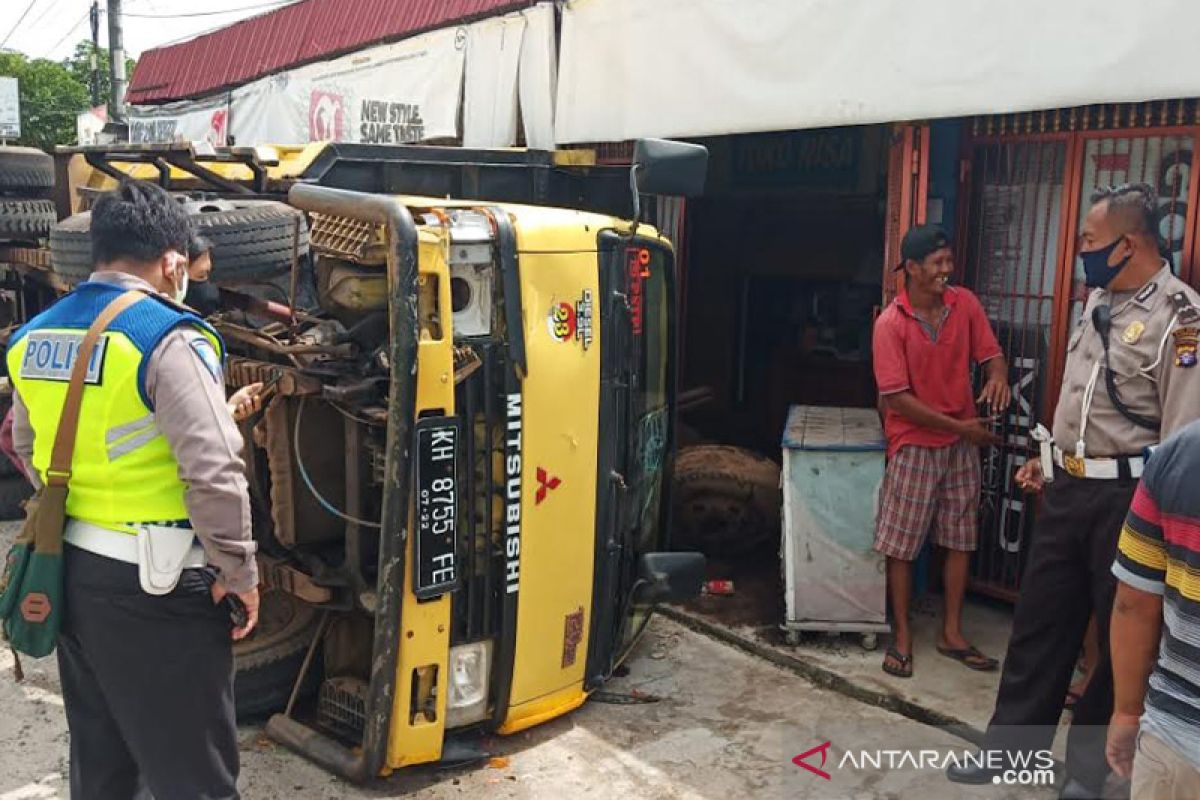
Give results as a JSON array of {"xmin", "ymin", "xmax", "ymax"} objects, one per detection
[{"xmin": 445, "ymin": 640, "xmax": 491, "ymax": 728}]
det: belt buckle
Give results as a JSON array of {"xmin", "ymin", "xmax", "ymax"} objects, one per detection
[{"xmin": 1062, "ymin": 455, "xmax": 1086, "ymax": 478}]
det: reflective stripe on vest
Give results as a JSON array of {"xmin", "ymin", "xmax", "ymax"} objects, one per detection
[{"xmin": 7, "ymin": 283, "xmax": 224, "ymax": 530}]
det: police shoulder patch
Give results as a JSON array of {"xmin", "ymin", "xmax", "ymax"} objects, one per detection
[{"xmin": 188, "ymin": 337, "xmax": 222, "ymax": 383}]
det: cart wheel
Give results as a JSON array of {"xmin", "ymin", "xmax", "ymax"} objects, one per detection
[
  {"xmin": 861, "ymin": 634, "xmax": 878, "ymax": 651},
  {"xmin": 784, "ymin": 630, "xmax": 801, "ymax": 646}
]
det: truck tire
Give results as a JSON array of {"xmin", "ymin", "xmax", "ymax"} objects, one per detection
[
  {"xmin": 0, "ymin": 147, "xmax": 54, "ymax": 195},
  {"xmin": 233, "ymin": 588, "xmax": 322, "ymax": 721},
  {"xmin": 671, "ymin": 445, "xmax": 782, "ymax": 558},
  {"xmin": 47, "ymin": 213, "xmax": 93, "ymax": 284},
  {"xmin": 49, "ymin": 200, "xmax": 310, "ymax": 285},
  {"xmin": 0, "ymin": 199, "xmax": 56, "ymax": 241},
  {"xmin": 183, "ymin": 200, "xmax": 310, "ymax": 284},
  {"xmin": 0, "ymin": 476, "xmax": 32, "ymax": 520}
]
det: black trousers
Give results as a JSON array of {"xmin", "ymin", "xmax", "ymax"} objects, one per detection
[
  {"xmin": 985, "ymin": 472, "xmax": 1136, "ymax": 792},
  {"xmin": 57, "ymin": 544, "xmax": 240, "ymax": 800}
]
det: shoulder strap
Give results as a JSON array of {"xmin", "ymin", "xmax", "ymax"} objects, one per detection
[
  {"xmin": 1170, "ymin": 290, "xmax": 1200, "ymax": 325},
  {"xmin": 45, "ymin": 290, "xmax": 145, "ymax": 488}
]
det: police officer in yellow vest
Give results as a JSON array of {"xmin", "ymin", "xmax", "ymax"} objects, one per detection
[{"xmin": 8, "ymin": 181, "xmax": 259, "ymax": 799}]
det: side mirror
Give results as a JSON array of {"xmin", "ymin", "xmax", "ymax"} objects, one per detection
[
  {"xmin": 632, "ymin": 138, "xmax": 708, "ymax": 198},
  {"xmin": 633, "ymin": 552, "xmax": 707, "ymax": 605}
]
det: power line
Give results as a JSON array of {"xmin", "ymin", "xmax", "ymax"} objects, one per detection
[
  {"xmin": 123, "ymin": 0, "xmax": 298, "ymax": 19},
  {"xmin": 28, "ymin": 0, "xmax": 70, "ymax": 32},
  {"xmin": 1, "ymin": 0, "xmax": 44, "ymax": 50},
  {"xmin": 43, "ymin": 6, "xmax": 92, "ymax": 57}
]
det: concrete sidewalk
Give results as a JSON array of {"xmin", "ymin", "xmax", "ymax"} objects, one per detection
[{"xmin": 668, "ymin": 592, "xmax": 1064, "ymax": 740}]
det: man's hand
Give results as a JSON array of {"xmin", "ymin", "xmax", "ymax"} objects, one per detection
[
  {"xmin": 227, "ymin": 382, "xmax": 264, "ymax": 423},
  {"xmin": 210, "ymin": 582, "xmax": 261, "ymax": 641},
  {"xmin": 976, "ymin": 376, "xmax": 1012, "ymax": 417},
  {"xmin": 1015, "ymin": 457, "xmax": 1045, "ymax": 494},
  {"xmin": 956, "ymin": 418, "xmax": 1001, "ymax": 448},
  {"xmin": 1106, "ymin": 711, "xmax": 1141, "ymax": 779}
]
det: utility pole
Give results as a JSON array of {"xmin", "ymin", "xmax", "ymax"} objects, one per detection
[
  {"xmin": 106, "ymin": 0, "xmax": 126, "ymax": 122},
  {"xmin": 89, "ymin": 0, "xmax": 101, "ymax": 108}
]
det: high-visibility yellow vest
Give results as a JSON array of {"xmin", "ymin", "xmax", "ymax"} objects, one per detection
[{"xmin": 7, "ymin": 282, "xmax": 225, "ymax": 531}]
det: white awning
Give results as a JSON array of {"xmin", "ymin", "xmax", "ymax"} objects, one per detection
[{"xmin": 555, "ymin": 0, "xmax": 1200, "ymax": 144}]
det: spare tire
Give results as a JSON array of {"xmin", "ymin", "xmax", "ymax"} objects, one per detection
[
  {"xmin": 183, "ymin": 199, "xmax": 310, "ymax": 283},
  {"xmin": 49, "ymin": 200, "xmax": 310, "ymax": 285},
  {"xmin": 0, "ymin": 198, "xmax": 56, "ymax": 241},
  {"xmin": 0, "ymin": 146, "xmax": 54, "ymax": 195},
  {"xmin": 672, "ymin": 445, "xmax": 782, "ymax": 558},
  {"xmin": 233, "ymin": 588, "xmax": 322, "ymax": 721}
]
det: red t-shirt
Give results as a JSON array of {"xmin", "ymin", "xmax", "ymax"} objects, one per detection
[{"xmin": 872, "ymin": 286, "xmax": 1003, "ymax": 458}]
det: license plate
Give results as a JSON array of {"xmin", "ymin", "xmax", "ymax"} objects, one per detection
[{"xmin": 414, "ymin": 417, "xmax": 460, "ymax": 599}]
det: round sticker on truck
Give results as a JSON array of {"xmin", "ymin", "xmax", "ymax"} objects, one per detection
[
  {"xmin": 548, "ymin": 300, "xmax": 577, "ymax": 342},
  {"xmin": 547, "ymin": 290, "xmax": 594, "ymax": 350}
]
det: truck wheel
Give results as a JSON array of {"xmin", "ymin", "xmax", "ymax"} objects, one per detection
[
  {"xmin": 0, "ymin": 476, "xmax": 32, "ymax": 520},
  {"xmin": 183, "ymin": 200, "xmax": 310, "ymax": 284},
  {"xmin": 0, "ymin": 147, "xmax": 54, "ymax": 196},
  {"xmin": 0, "ymin": 199, "xmax": 56, "ymax": 241},
  {"xmin": 47, "ymin": 213, "xmax": 93, "ymax": 284},
  {"xmin": 233, "ymin": 588, "xmax": 322, "ymax": 721},
  {"xmin": 671, "ymin": 445, "xmax": 782, "ymax": 558},
  {"xmin": 49, "ymin": 200, "xmax": 310, "ymax": 285}
]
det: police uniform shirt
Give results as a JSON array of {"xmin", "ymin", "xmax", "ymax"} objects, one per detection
[
  {"xmin": 1052, "ymin": 262, "xmax": 1200, "ymax": 458},
  {"xmin": 10, "ymin": 271, "xmax": 258, "ymax": 594}
]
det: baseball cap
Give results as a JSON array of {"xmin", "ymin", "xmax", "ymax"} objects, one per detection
[{"xmin": 894, "ymin": 224, "xmax": 952, "ymax": 271}]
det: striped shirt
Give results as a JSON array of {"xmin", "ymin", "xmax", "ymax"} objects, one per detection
[{"xmin": 1113, "ymin": 419, "xmax": 1200, "ymax": 771}]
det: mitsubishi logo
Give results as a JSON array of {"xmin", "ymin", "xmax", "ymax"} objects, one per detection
[{"xmin": 535, "ymin": 467, "xmax": 562, "ymax": 505}]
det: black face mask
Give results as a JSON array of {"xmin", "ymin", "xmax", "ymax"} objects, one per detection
[{"xmin": 184, "ymin": 280, "xmax": 222, "ymax": 317}]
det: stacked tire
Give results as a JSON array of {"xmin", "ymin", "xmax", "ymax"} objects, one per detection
[
  {"xmin": 0, "ymin": 146, "xmax": 56, "ymax": 243},
  {"xmin": 0, "ymin": 147, "xmax": 55, "ymax": 519}
]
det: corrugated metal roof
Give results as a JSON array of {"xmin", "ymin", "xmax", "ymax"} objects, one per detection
[{"xmin": 128, "ymin": 0, "xmax": 529, "ymax": 104}]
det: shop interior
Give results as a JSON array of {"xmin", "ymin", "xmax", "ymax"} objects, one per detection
[{"xmin": 673, "ymin": 122, "xmax": 966, "ymax": 634}]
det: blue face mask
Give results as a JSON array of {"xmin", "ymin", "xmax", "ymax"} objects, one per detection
[{"xmin": 1080, "ymin": 237, "xmax": 1131, "ymax": 288}]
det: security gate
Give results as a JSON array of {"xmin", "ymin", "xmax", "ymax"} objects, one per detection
[
  {"xmin": 962, "ymin": 138, "xmax": 1069, "ymax": 599},
  {"xmin": 959, "ymin": 103, "xmax": 1200, "ymax": 599}
]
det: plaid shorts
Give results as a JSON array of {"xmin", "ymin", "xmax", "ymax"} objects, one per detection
[{"xmin": 874, "ymin": 441, "xmax": 981, "ymax": 561}]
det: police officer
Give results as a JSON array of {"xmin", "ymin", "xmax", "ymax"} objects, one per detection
[
  {"xmin": 8, "ymin": 180, "xmax": 258, "ymax": 799},
  {"xmin": 948, "ymin": 183, "xmax": 1200, "ymax": 798}
]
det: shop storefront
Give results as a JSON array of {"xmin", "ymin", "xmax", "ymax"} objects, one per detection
[{"xmin": 927, "ymin": 101, "xmax": 1197, "ymax": 598}]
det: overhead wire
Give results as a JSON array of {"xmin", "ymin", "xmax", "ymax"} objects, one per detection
[
  {"xmin": 123, "ymin": 0, "xmax": 299, "ymax": 19},
  {"xmin": 42, "ymin": 6, "xmax": 92, "ymax": 57},
  {"xmin": 27, "ymin": 0, "xmax": 70, "ymax": 34},
  {"xmin": 1, "ymin": 0, "xmax": 43, "ymax": 50}
]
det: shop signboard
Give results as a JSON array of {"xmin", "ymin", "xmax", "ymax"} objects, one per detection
[{"xmin": 0, "ymin": 77, "xmax": 20, "ymax": 140}]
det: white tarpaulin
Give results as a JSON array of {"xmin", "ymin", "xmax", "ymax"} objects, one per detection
[
  {"xmin": 518, "ymin": 3, "xmax": 557, "ymax": 151},
  {"xmin": 463, "ymin": 13, "xmax": 525, "ymax": 148},
  {"xmin": 229, "ymin": 25, "xmax": 466, "ymax": 145},
  {"xmin": 128, "ymin": 95, "xmax": 231, "ymax": 144},
  {"xmin": 556, "ymin": 0, "xmax": 1200, "ymax": 144}
]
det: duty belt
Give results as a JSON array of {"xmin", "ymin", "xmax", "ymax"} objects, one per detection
[
  {"xmin": 64, "ymin": 519, "xmax": 206, "ymax": 568},
  {"xmin": 1051, "ymin": 446, "xmax": 1144, "ymax": 480}
]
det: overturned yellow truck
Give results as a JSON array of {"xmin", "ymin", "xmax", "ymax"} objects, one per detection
[{"xmin": 44, "ymin": 140, "xmax": 708, "ymax": 780}]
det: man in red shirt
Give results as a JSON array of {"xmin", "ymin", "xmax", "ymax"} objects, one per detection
[{"xmin": 872, "ymin": 225, "xmax": 1010, "ymax": 678}]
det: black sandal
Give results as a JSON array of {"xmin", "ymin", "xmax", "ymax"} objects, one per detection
[
  {"xmin": 882, "ymin": 647, "xmax": 913, "ymax": 678},
  {"xmin": 937, "ymin": 644, "xmax": 998, "ymax": 672}
]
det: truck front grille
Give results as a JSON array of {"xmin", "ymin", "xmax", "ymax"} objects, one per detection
[{"xmin": 452, "ymin": 341, "xmax": 508, "ymax": 644}]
